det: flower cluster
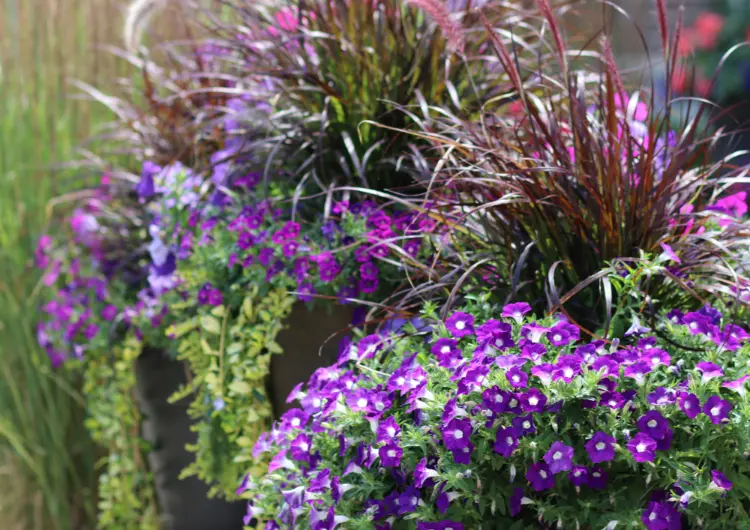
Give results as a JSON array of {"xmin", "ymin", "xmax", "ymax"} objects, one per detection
[{"xmin": 241, "ymin": 298, "xmax": 750, "ymax": 529}]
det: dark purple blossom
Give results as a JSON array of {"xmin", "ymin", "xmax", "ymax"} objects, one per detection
[
  {"xmin": 493, "ymin": 426, "xmax": 519, "ymax": 457},
  {"xmin": 442, "ymin": 418, "xmax": 472, "ymax": 450},
  {"xmin": 627, "ymin": 433, "xmax": 657, "ymax": 462},
  {"xmin": 585, "ymin": 432, "xmax": 615, "ymax": 463},
  {"xmin": 678, "ymin": 392, "xmax": 700, "ymax": 419},
  {"xmin": 526, "ymin": 462, "xmax": 555, "ymax": 491},
  {"xmin": 568, "ymin": 465, "xmax": 589, "ymax": 486},
  {"xmin": 703, "ymin": 395, "xmax": 732, "ymax": 424},
  {"xmin": 506, "ymin": 366, "xmax": 529, "ymax": 388},
  {"xmin": 544, "ymin": 441, "xmax": 574, "ymax": 474},
  {"xmin": 696, "ymin": 361, "xmax": 724, "ymax": 383},
  {"xmin": 379, "ymin": 442, "xmax": 403, "ymax": 467},
  {"xmin": 637, "ymin": 411, "xmax": 671, "ymax": 440},
  {"xmin": 588, "ymin": 466, "xmax": 607, "ymax": 490},
  {"xmin": 509, "ymin": 487, "xmax": 524, "ymax": 517},
  {"xmin": 445, "ymin": 311, "xmax": 475, "ymax": 338},
  {"xmin": 711, "ymin": 470, "xmax": 733, "ymax": 491},
  {"xmin": 502, "ymin": 302, "xmax": 532, "ymax": 323},
  {"xmin": 520, "ymin": 388, "xmax": 547, "ymax": 413}
]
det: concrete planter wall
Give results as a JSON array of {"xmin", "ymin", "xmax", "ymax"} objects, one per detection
[
  {"xmin": 270, "ymin": 303, "xmax": 355, "ymax": 416},
  {"xmin": 134, "ymin": 347, "xmax": 246, "ymax": 530}
]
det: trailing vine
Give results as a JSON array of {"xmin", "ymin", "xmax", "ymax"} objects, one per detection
[{"xmin": 83, "ymin": 334, "xmax": 160, "ymax": 529}]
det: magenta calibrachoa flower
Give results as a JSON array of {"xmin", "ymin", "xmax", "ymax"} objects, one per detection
[{"xmin": 238, "ymin": 301, "xmax": 750, "ymax": 528}]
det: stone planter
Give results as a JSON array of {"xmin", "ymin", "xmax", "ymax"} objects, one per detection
[
  {"xmin": 134, "ymin": 346, "xmax": 246, "ymax": 530},
  {"xmin": 270, "ymin": 303, "xmax": 355, "ymax": 416}
]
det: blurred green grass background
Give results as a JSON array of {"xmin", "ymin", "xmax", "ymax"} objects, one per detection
[{"xmin": 0, "ymin": 0, "xmax": 128, "ymax": 528}]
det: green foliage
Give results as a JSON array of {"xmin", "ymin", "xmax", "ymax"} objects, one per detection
[
  {"xmin": 168, "ymin": 286, "xmax": 296, "ymax": 497},
  {"xmin": 81, "ymin": 334, "xmax": 160, "ymax": 529}
]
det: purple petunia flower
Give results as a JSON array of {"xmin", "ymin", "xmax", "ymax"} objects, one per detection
[
  {"xmin": 642, "ymin": 501, "xmax": 680, "ymax": 530},
  {"xmin": 568, "ymin": 465, "xmax": 589, "ymax": 487},
  {"xmin": 414, "ymin": 458, "xmax": 439, "ymax": 488},
  {"xmin": 502, "ymin": 302, "xmax": 532, "ymax": 323},
  {"xmin": 552, "ymin": 355, "xmax": 582, "ymax": 383},
  {"xmin": 647, "ymin": 387, "xmax": 677, "ymax": 407},
  {"xmin": 493, "ymin": 426, "xmax": 519, "ymax": 457},
  {"xmin": 684, "ymin": 312, "xmax": 712, "ymax": 335},
  {"xmin": 722, "ymin": 375, "xmax": 750, "ymax": 396},
  {"xmin": 482, "ymin": 386, "xmax": 510, "ymax": 414},
  {"xmin": 506, "ymin": 367, "xmax": 529, "ymax": 388},
  {"xmin": 660, "ymin": 242, "xmax": 681, "ymax": 264},
  {"xmin": 512, "ymin": 414, "xmax": 536, "ymax": 436},
  {"xmin": 526, "ymin": 462, "xmax": 555, "ymax": 491},
  {"xmin": 678, "ymin": 392, "xmax": 700, "ymax": 419},
  {"xmin": 431, "ymin": 338, "xmax": 463, "ymax": 368},
  {"xmin": 585, "ymin": 432, "xmax": 616, "ymax": 463},
  {"xmin": 588, "ymin": 466, "xmax": 607, "ymax": 490},
  {"xmin": 379, "ymin": 442, "xmax": 403, "ymax": 467},
  {"xmin": 642, "ymin": 348, "xmax": 671, "ymax": 368},
  {"xmin": 289, "ymin": 433, "xmax": 312, "ymax": 462},
  {"xmin": 376, "ymin": 417, "xmax": 401, "ymax": 444},
  {"xmin": 451, "ymin": 442, "xmax": 474, "ymax": 465},
  {"xmin": 696, "ymin": 361, "xmax": 724, "ymax": 383},
  {"xmin": 627, "ymin": 432, "xmax": 657, "ymax": 462},
  {"xmin": 442, "ymin": 418, "xmax": 472, "ymax": 450},
  {"xmin": 710, "ymin": 470, "xmax": 733, "ymax": 491},
  {"xmin": 544, "ymin": 441, "xmax": 574, "ymax": 474},
  {"xmin": 637, "ymin": 411, "xmax": 671, "ymax": 441},
  {"xmin": 666, "ymin": 309, "xmax": 685, "ymax": 325},
  {"xmin": 509, "ymin": 487, "xmax": 524, "ymax": 517},
  {"xmin": 600, "ymin": 391, "xmax": 626, "ymax": 410},
  {"xmin": 520, "ymin": 388, "xmax": 547, "ymax": 413},
  {"xmin": 624, "ymin": 361, "xmax": 652, "ymax": 385},
  {"xmin": 547, "ymin": 326, "xmax": 573, "ymax": 347},
  {"xmin": 703, "ymin": 395, "xmax": 732, "ymax": 424},
  {"xmin": 445, "ymin": 311, "xmax": 475, "ymax": 338}
]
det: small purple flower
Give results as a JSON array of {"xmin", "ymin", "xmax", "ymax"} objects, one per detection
[
  {"xmin": 666, "ymin": 309, "xmax": 684, "ymax": 325},
  {"xmin": 627, "ymin": 432, "xmax": 657, "ymax": 463},
  {"xmin": 600, "ymin": 391, "xmax": 626, "ymax": 410},
  {"xmin": 710, "ymin": 470, "xmax": 733, "ymax": 491},
  {"xmin": 678, "ymin": 392, "xmax": 700, "ymax": 419},
  {"xmin": 547, "ymin": 326, "xmax": 573, "ymax": 347},
  {"xmin": 624, "ymin": 361, "xmax": 652, "ymax": 384},
  {"xmin": 506, "ymin": 367, "xmax": 529, "ymax": 388},
  {"xmin": 544, "ymin": 441, "xmax": 574, "ymax": 474},
  {"xmin": 374, "ymin": 416, "xmax": 400, "ymax": 445},
  {"xmin": 502, "ymin": 302, "xmax": 532, "ymax": 323},
  {"xmin": 451, "ymin": 442, "xmax": 474, "ymax": 465},
  {"xmin": 637, "ymin": 410, "xmax": 671, "ymax": 441},
  {"xmin": 509, "ymin": 487, "xmax": 524, "ymax": 517},
  {"xmin": 585, "ymin": 432, "xmax": 616, "ymax": 463},
  {"xmin": 482, "ymin": 386, "xmax": 510, "ymax": 414},
  {"xmin": 647, "ymin": 387, "xmax": 677, "ymax": 407},
  {"xmin": 696, "ymin": 361, "xmax": 724, "ymax": 383},
  {"xmin": 289, "ymin": 433, "xmax": 312, "ymax": 462},
  {"xmin": 512, "ymin": 414, "xmax": 536, "ymax": 437},
  {"xmin": 722, "ymin": 375, "xmax": 750, "ymax": 396},
  {"xmin": 587, "ymin": 466, "xmax": 607, "ymax": 490},
  {"xmin": 445, "ymin": 311, "xmax": 475, "ymax": 338},
  {"xmin": 493, "ymin": 426, "xmax": 519, "ymax": 457},
  {"xmin": 703, "ymin": 395, "xmax": 732, "ymax": 424},
  {"xmin": 530, "ymin": 363, "xmax": 555, "ymax": 385},
  {"xmin": 526, "ymin": 462, "xmax": 555, "ymax": 491},
  {"xmin": 442, "ymin": 418, "xmax": 472, "ymax": 450},
  {"xmin": 660, "ymin": 242, "xmax": 681, "ymax": 264},
  {"xmin": 642, "ymin": 348, "xmax": 671, "ymax": 368},
  {"xmin": 397, "ymin": 486, "xmax": 420, "ymax": 515},
  {"xmin": 519, "ymin": 388, "xmax": 547, "ymax": 413},
  {"xmin": 101, "ymin": 304, "xmax": 118, "ymax": 321},
  {"xmin": 413, "ymin": 458, "xmax": 439, "ymax": 488},
  {"xmin": 568, "ymin": 465, "xmax": 589, "ymax": 487},
  {"xmin": 684, "ymin": 312, "xmax": 711, "ymax": 335},
  {"xmin": 642, "ymin": 501, "xmax": 680, "ymax": 530},
  {"xmin": 379, "ymin": 442, "xmax": 403, "ymax": 467},
  {"xmin": 431, "ymin": 338, "xmax": 463, "ymax": 368}
]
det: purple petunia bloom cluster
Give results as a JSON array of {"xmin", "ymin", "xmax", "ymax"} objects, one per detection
[{"xmin": 239, "ymin": 301, "xmax": 750, "ymax": 529}]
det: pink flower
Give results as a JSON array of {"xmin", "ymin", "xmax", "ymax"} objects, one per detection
[{"xmin": 659, "ymin": 243, "xmax": 680, "ymax": 264}]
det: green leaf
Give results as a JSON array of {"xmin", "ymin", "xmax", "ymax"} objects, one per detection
[
  {"xmin": 200, "ymin": 315, "xmax": 222, "ymax": 335},
  {"xmin": 229, "ymin": 380, "xmax": 252, "ymax": 394}
]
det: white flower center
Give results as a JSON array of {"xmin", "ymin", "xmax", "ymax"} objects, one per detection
[
  {"xmin": 397, "ymin": 377, "xmax": 405, "ymax": 386},
  {"xmin": 455, "ymin": 320, "xmax": 466, "ymax": 330},
  {"xmin": 357, "ymin": 398, "xmax": 368, "ymax": 408},
  {"xmin": 553, "ymin": 451, "xmax": 562, "ymax": 460},
  {"xmin": 523, "ymin": 421, "xmax": 531, "ymax": 429},
  {"xmin": 592, "ymin": 472, "xmax": 601, "ymax": 478},
  {"xmin": 539, "ymin": 470, "xmax": 548, "ymax": 479},
  {"xmin": 299, "ymin": 442, "xmax": 309, "ymax": 452},
  {"xmin": 553, "ymin": 334, "xmax": 562, "ymax": 342},
  {"xmin": 376, "ymin": 402, "xmax": 385, "ymax": 411},
  {"xmin": 636, "ymin": 443, "xmax": 646, "ymax": 453},
  {"xmin": 387, "ymin": 427, "xmax": 396, "ymax": 437},
  {"xmin": 494, "ymin": 395, "xmax": 504, "ymax": 403},
  {"xmin": 529, "ymin": 397, "xmax": 539, "ymax": 406},
  {"xmin": 595, "ymin": 442, "xmax": 605, "ymax": 451},
  {"xmin": 312, "ymin": 398, "xmax": 321, "ymax": 407},
  {"xmin": 387, "ymin": 450, "xmax": 396, "ymax": 458},
  {"xmin": 512, "ymin": 375, "xmax": 520, "ymax": 382},
  {"xmin": 684, "ymin": 401, "xmax": 691, "ymax": 409},
  {"xmin": 711, "ymin": 406, "xmax": 721, "ymax": 417},
  {"xmin": 454, "ymin": 430, "xmax": 464, "ymax": 440},
  {"xmin": 690, "ymin": 322, "xmax": 698, "ymax": 329},
  {"xmin": 563, "ymin": 368, "xmax": 573, "ymax": 378},
  {"xmin": 441, "ymin": 346, "xmax": 451, "ymax": 354},
  {"xmin": 291, "ymin": 418, "xmax": 300, "ymax": 427},
  {"xmin": 648, "ymin": 420, "xmax": 657, "ymax": 428},
  {"xmin": 509, "ymin": 399, "xmax": 519, "ymax": 408},
  {"xmin": 652, "ymin": 357, "xmax": 660, "ymax": 364},
  {"xmin": 506, "ymin": 437, "xmax": 514, "ymax": 445}
]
